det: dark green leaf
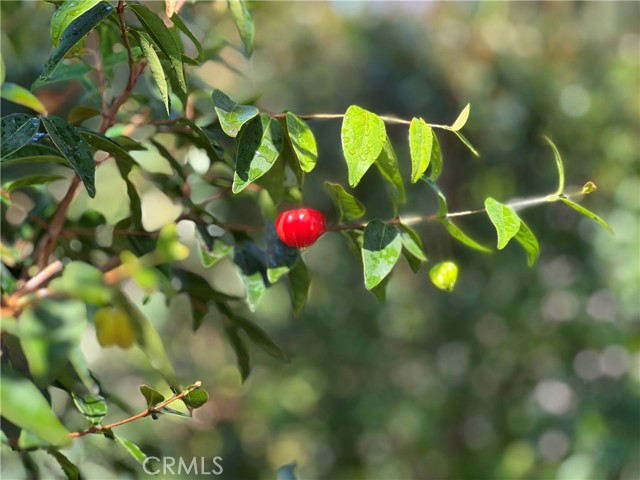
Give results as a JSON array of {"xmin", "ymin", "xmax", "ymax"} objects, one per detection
[
  {"xmin": 115, "ymin": 436, "xmax": 147, "ymax": 465},
  {"xmin": 1, "ymin": 114, "xmax": 41, "ymax": 159},
  {"xmin": 362, "ymin": 220, "xmax": 402, "ymax": 290},
  {"xmin": 129, "ymin": 4, "xmax": 187, "ymax": 98},
  {"xmin": 285, "ymin": 112, "xmax": 318, "ymax": 172},
  {"xmin": 325, "ymin": 182, "xmax": 366, "ymax": 222},
  {"xmin": 68, "ymin": 105, "xmax": 101, "ymax": 125},
  {"xmin": 71, "ymin": 393, "xmax": 107, "ymax": 426},
  {"xmin": 559, "ymin": 198, "xmax": 613, "ymax": 234},
  {"xmin": 409, "ymin": 117, "xmax": 433, "ymax": 183},
  {"xmin": 133, "ymin": 31, "xmax": 170, "ymax": 115},
  {"xmin": 485, "ymin": 197, "xmax": 522, "ymax": 250},
  {"xmin": 233, "ymin": 114, "xmax": 284, "ymax": 194},
  {"xmin": 229, "ymin": 313, "xmax": 288, "ymax": 362},
  {"xmin": 375, "ymin": 136, "xmax": 406, "ymax": 207},
  {"xmin": 514, "ymin": 220, "xmax": 540, "ymax": 267},
  {"xmin": 18, "ymin": 299, "xmax": 87, "ymax": 388},
  {"xmin": 171, "ymin": 13, "xmax": 205, "ymax": 64},
  {"xmin": 228, "ymin": 0, "xmax": 254, "ymax": 57},
  {"xmin": 429, "ymin": 261, "xmax": 458, "ymax": 292},
  {"xmin": 341, "ymin": 105, "xmax": 386, "ymax": 188},
  {"xmin": 33, "ymin": 2, "xmax": 114, "ymax": 88},
  {"xmin": 31, "ymin": 63, "xmax": 91, "ymax": 90},
  {"xmin": 1, "ymin": 263, "xmax": 16, "ymax": 295},
  {"xmin": 47, "ymin": 448, "xmax": 80, "ymax": 480},
  {"xmin": 79, "ymin": 130, "xmax": 136, "ymax": 169},
  {"xmin": 233, "ymin": 241, "xmax": 269, "ymax": 311},
  {"xmin": 2, "ymin": 174, "xmax": 66, "ymax": 192},
  {"xmin": 265, "ymin": 221, "xmax": 299, "ymax": 283},
  {"xmin": 1, "ymin": 83, "xmax": 47, "ymax": 115},
  {"xmin": 225, "ymin": 326, "xmax": 251, "ymax": 382},
  {"xmin": 51, "ymin": 0, "xmax": 101, "ymax": 47},
  {"xmin": 41, "ymin": 116, "xmax": 96, "ymax": 197},
  {"xmin": 288, "ymin": 257, "xmax": 310, "ymax": 315},
  {"xmin": 139, "ymin": 385, "xmax": 165, "ymax": 408},
  {"xmin": 178, "ymin": 118, "xmax": 224, "ymax": 161},
  {"xmin": 183, "ymin": 387, "xmax": 209, "ymax": 409},
  {"xmin": 1, "ymin": 365, "xmax": 71, "ymax": 446},
  {"xmin": 212, "ymin": 89, "xmax": 259, "ymax": 137}
]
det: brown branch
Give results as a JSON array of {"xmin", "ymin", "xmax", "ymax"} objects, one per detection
[{"xmin": 68, "ymin": 382, "xmax": 202, "ymax": 438}]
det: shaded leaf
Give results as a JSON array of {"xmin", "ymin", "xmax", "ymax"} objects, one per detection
[
  {"xmin": 51, "ymin": 0, "xmax": 101, "ymax": 47},
  {"xmin": 233, "ymin": 241, "xmax": 269, "ymax": 311},
  {"xmin": 47, "ymin": 448, "xmax": 80, "ymax": 480},
  {"xmin": 1, "ymin": 365, "xmax": 71, "ymax": 446},
  {"xmin": 325, "ymin": 182, "xmax": 365, "ymax": 222},
  {"xmin": 171, "ymin": 13, "xmax": 204, "ymax": 64},
  {"xmin": 288, "ymin": 257, "xmax": 310, "ymax": 315},
  {"xmin": 427, "ymin": 131, "xmax": 443, "ymax": 180},
  {"xmin": 429, "ymin": 261, "xmax": 458, "ymax": 292},
  {"xmin": 285, "ymin": 112, "xmax": 318, "ymax": 172},
  {"xmin": 485, "ymin": 197, "xmax": 522, "ymax": 250},
  {"xmin": 514, "ymin": 220, "xmax": 540, "ymax": 267},
  {"xmin": 362, "ymin": 220, "xmax": 402, "ymax": 290},
  {"xmin": 1, "ymin": 83, "xmax": 47, "ymax": 115},
  {"xmin": 225, "ymin": 326, "xmax": 251, "ymax": 382},
  {"xmin": 49, "ymin": 261, "xmax": 111, "ymax": 305},
  {"xmin": 0, "ymin": 114, "xmax": 41, "ymax": 159},
  {"xmin": 560, "ymin": 198, "xmax": 613, "ymax": 234},
  {"xmin": 1, "ymin": 263, "xmax": 16, "ymax": 295},
  {"xmin": 34, "ymin": 2, "xmax": 114, "ymax": 88},
  {"xmin": 2, "ymin": 174, "xmax": 66, "ymax": 192},
  {"xmin": 133, "ymin": 31, "xmax": 170, "ymax": 115},
  {"xmin": 375, "ymin": 136, "xmax": 406, "ymax": 207},
  {"xmin": 68, "ymin": 105, "xmax": 100, "ymax": 125},
  {"xmin": 227, "ymin": 312, "xmax": 288, "ymax": 362},
  {"xmin": 232, "ymin": 114, "xmax": 284, "ymax": 193},
  {"xmin": 41, "ymin": 116, "xmax": 96, "ymax": 197},
  {"xmin": 212, "ymin": 89, "xmax": 259, "ymax": 137},
  {"xmin": 265, "ymin": 221, "xmax": 299, "ymax": 282},
  {"xmin": 178, "ymin": 118, "xmax": 224, "ymax": 161},
  {"xmin": 228, "ymin": 0, "xmax": 254, "ymax": 57},
  {"xmin": 341, "ymin": 105, "xmax": 386, "ymax": 187},
  {"xmin": 139, "ymin": 385, "xmax": 165, "ymax": 408},
  {"xmin": 409, "ymin": 117, "xmax": 433, "ymax": 183}
]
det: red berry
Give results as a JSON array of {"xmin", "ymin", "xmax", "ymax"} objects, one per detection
[{"xmin": 276, "ymin": 208, "xmax": 326, "ymax": 248}]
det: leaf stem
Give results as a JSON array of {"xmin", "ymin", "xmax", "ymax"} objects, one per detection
[
  {"xmin": 271, "ymin": 112, "xmax": 452, "ymax": 131},
  {"xmin": 68, "ymin": 382, "xmax": 202, "ymax": 438}
]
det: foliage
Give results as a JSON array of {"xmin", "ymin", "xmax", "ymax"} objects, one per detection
[{"xmin": 0, "ymin": 1, "xmax": 632, "ymax": 479}]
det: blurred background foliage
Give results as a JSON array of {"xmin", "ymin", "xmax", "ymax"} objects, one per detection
[{"xmin": 1, "ymin": 1, "xmax": 638, "ymax": 479}]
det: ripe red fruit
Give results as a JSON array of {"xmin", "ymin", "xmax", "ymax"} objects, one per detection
[{"xmin": 276, "ymin": 208, "xmax": 326, "ymax": 248}]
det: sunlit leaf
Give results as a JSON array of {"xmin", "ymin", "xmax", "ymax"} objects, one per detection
[
  {"xmin": 514, "ymin": 220, "xmax": 540, "ymax": 267},
  {"xmin": 47, "ymin": 449, "xmax": 80, "ymax": 480},
  {"xmin": 71, "ymin": 393, "xmax": 107, "ymax": 426},
  {"xmin": 341, "ymin": 105, "xmax": 386, "ymax": 188},
  {"xmin": 49, "ymin": 261, "xmax": 111, "ymax": 305},
  {"xmin": 50, "ymin": 0, "xmax": 101, "ymax": 47},
  {"xmin": 228, "ymin": 0, "xmax": 254, "ymax": 57},
  {"xmin": 399, "ymin": 224, "xmax": 426, "ymax": 272},
  {"xmin": 212, "ymin": 89, "xmax": 259, "ymax": 137},
  {"xmin": 0, "ymin": 114, "xmax": 41, "ymax": 159},
  {"xmin": 427, "ymin": 131, "xmax": 443, "ymax": 180},
  {"xmin": 429, "ymin": 261, "xmax": 458, "ymax": 292},
  {"xmin": 115, "ymin": 435, "xmax": 147, "ymax": 465},
  {"xmin": 41, "ymin": 115, "xmax": 96, "ymax": 197},
  {"xmin": 0, "ymin": 83, "xmax": 47, "ymax": 115},
  {"xmin": 449, "ymin": 103, "xmax": 471, "ymax": 131},
  {"xmin": 439, "ymin": 218, "xmax": 492, "ymax": 253},
  {"xmin": 375, "ymin": 136, "xmax": 406, "ymax": 207},
  {"xmin": 325, "ymin": 182, "xmax": 365, "ymax": 222},
  {"xmin": 232, "ymin": 114, "xmax": 284, "ymax": 193},
  {"xmin": 362, "ymin": 220, "xmax": 402, "ymax": 290},
  {"xmin": 285, "ymin": 112, "xmax": 318, "ymax": 172},
  {"xmin": 133, "ymin": 31, "xmax": 170, "ymax": 115},
  {"xmin": 485, "ymin": 197, "xmax": 522, "ymax": 250},
  {"xmin": 409, "ymin": 117, "xmax": 433, "ymax": 183},
  {"xmin": 544, "ymin": 136, "xmax": 565, "ymax": 196},
  {"xmin": 453, "ymin": 130, "xmax": 479, "ymax": 157},
  {"xmin": 559, "ymin": 198, "xmax": 613, "ymax": 234}
]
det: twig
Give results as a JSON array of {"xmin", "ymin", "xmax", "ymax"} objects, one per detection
[
  {"xmin": 68, "ymin": 382, "xmax": 202, "ymax": 438},
  {"xmin": 270, "ymin": 112, "xmax": 452, "ymax": 130}
]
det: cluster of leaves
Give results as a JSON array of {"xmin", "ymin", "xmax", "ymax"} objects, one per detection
[{"xmin": 0, "ymin": 1, "xmax": 611, "ymax": 477}]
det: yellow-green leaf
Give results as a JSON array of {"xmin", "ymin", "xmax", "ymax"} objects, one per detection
[{"xmin": 341, "ymin": 105, "xmax": 386, "ymax": 188}]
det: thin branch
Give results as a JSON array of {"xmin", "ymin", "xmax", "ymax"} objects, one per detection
[
  {"xmin": 270, "ymin": 112, "xmax": 452, "ymax": 130},
  {"xmin": 68, "ymin": 382, "xmax": 202, "ymax": 438}
]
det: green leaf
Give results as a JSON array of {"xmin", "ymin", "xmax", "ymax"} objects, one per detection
[
  {"xmin": 228, "ymin": 0, "xmax": 254, "ymax": 57},
  {"xmin": 439, "ymin": 219, "xmax": 492, "ymax": 253},
  {"xmin": 256, "ymin": 155, "xmax": 285, "ymax": 204},
  {"xmin": 51, "ymin": 0, "xmax": 101, "ymax": 47},
  {"xmin": 427, "ymin": 132, "xmax": 443, "ymax": 180},
  {"xmin": 375, "ymin": 136, "xmax": 406, "ymax": 206},
  {"xmin": 341, "ymin": 105, "xmax": 386, "ymax": 188},
  {"xmin": 429, "ymin": 261, "xmax": 458, "ymax": 292},
  {"xmin": 266, "ymin": 221, "xmax": 299, "ymax": 283},
  {"xmin": 288, "ymin": 257, "xmax": 310, "ymax": 315},
  {"xmin": 544, "ymin": 136, "xmax": 564, "ymax": 195},
  {"xmin": 485, "ymin": 197, "xmax": 522, "ymax": 250},
  {"xmin": 232, "ymin": 114, "xmax": 284, "ymax": 194},
  {"xmin": 409, "ymin": 117, "xmax": 433, "ymax": 183},
  {"xmin": 41, "ymin": 116, "xmax": 96, "ymax": 197},
  {"xmin": 80, "ymin": 129, "xmax": 137, "ymax": 169},
  {"xmin": 285, "ymin": 112, "xmax": 318, "ymax": 172},
  {"xmin": 581, "ymin": 181, "xmax": 597, "ymax": 194},
  {"xmin": 227, "ymin": 312, "xmax": 288, "ymax": 362},
  {"xmin": 47, "ymin": 449, "xmax": 80, "ymax": 480},
  {"xmin": 31, "ymin": 63, "xmax": 91, "ymax": 90},
  {"xmin": 0, "ymin": 155, "xmax": 69, "ymax": 168},
  {"xmin": 399, "ymin": 224, "xmax": 426, "ymax": 272},
  {"xmin": 68, "ymin": 105, "xmax": 101, "ymax": 125},
  {"xmin": 198, "ymin": 236, "xmax": 233, "ymax": 268},
  {"xmin": 2, "ymin": 174, "xmax": 66, "ymax": 192},
  {"xmin": 514, "ymin": 220, "xmax": 540, "ymax": 267},
  {"xmin": 1, "ymin": 83, "xmax": 47, "ymax": 115},
  {"xmin": 34, "ymin": 2, "xmax": 114, "ymax": 88},
  {"xmin": 129, "ymin": 4, "xmax": 187, "ymax": 99},
  {"xmin": 18, "ymin": 299, "xmax": 87, "ymax": 388},
  {"xmin": 183, "ymin": 387, "xmax": 209, "ymax": 409},
  {"xmin": 0, "ymin": 365, "xmax": 71, "ymax": 446},
  {"xmin": 225, "ymin": 326, "xmax": 251, "ymax": 382},
  {"xmin": 233, "ymin": 241, "xmax": 269, "ymax": 311},
  {"xmin": 449, "ymin": 103, "xmax": 471, "ymax": 131},
  {"xmin": 178, "ymin": 118, "xmax": 224, "ymax": 162},
  {"xmin": 559, "ymin": 198, "xmax": 613, "ymax": 234},
  {"xmin": 71, "ymin": 393, "xmax": 107, "ymax": 426},
  {"xmin": 115, "ymin": 436, "xmax": 147, "ymax": 465},
  {"xmin": 370, "ymin": 272, "xmax": 392, "ymax": 302},
  {"xmin": 133, "ymin": 31, "xmax": 170, "ymax": 115},
  {"xmin": 139, "ymin": 385, "xmax": 165, "ymax": 408},
  {"xmin": 1, "ymin": 263, "xmax": 16, "ymax": 295},
  {"xmin": 212, "ymin": 89, "xmax": 259, "ymax": 137},
  {"xmin": 156, "ymin": 223, "xmax": 189, "ymax": 262},
  {"xmin": 325, "ymin": 182, "xmax": 365, "ymax": 222},
  {"xmin": 49, "ymin": 261, "xmax": 112, "ymax": 305},
  {"xmin": 171, "ymin": 13, "xmax": 205, "ymax": 64},
  {"xmin": 362, "ymin": 220, "xmax": 403, "ymax": 290},
  {"xmin": 453, "ymin": 131, "xmax": 479, "ymax": 157},
  {"xmin": 0, "ymin": 114, "xmax": 41, "ymax": 159}
]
